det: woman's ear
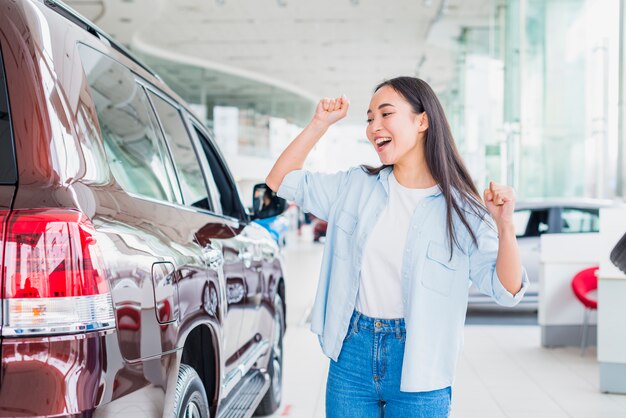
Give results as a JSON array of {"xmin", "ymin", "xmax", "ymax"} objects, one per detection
[{"xmin": 417, "ymin": 112, "xmax": 429, "ymax": 132}]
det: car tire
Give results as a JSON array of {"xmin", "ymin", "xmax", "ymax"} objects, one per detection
[
  {"xmin": 255, "ymin": 294, "xmax": 285, "ymax": 416},
  {"xmin": 173, "ymin": 364, "xmax": 209, "ymax": 418}
]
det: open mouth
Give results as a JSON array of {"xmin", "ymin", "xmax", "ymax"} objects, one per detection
[{"xmin": 375, "ymin": 137, "xmax": 392, "ymax": 152}]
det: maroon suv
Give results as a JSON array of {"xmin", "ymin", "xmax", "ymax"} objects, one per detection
[{"xmin": 0, "ymin": 1, "xmax": 287, "ymax": 416}]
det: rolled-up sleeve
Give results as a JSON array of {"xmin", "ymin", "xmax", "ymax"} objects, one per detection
[
  {"xmin": 468, "ymin": 215, "xmax": 530, "ymax": 307},
  {"xmin": 277, "ymin": 169, "xmax": 349, "ymax": 221}
]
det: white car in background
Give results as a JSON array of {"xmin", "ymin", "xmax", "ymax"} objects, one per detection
[{"xmin": 468, "ymin": 199, "xmax": 614, "ymax": 310}]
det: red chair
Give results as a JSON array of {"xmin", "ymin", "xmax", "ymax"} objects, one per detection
[{"xmin": 571, "ymin": 266, "xmax": 599, "ymax": 355}]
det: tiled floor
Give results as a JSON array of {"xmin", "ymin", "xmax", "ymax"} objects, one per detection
[{"xmin": 271, "ymin": 227, "xmax": 626, "ymax": 418}]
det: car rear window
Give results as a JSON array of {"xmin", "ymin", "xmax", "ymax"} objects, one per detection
[
  {"xmin": 77, "ymin": 45, "xmax": 180, "ymax": 204},
  {"xmin": 0, "ymin": 46, "xmax": 17, "ymax": 185}
]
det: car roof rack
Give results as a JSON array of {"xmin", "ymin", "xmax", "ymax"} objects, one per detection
[{"xmin": 43, "ymin": 0, "xmax": 162, "ymax": 81}]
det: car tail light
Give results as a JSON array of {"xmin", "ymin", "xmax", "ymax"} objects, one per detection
[{"xmin": 2, "ymin": 209, "xmax": 115, "ymax": 336}]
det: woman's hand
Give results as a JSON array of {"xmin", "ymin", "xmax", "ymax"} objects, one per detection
[
  {"xmin": 483, "ymin": 181, "xmax": 516, "ymax": 228},
  {"xmin": 312, "ymin": 95, "xmax": 349, "ymax": 127},
  {"xmin": 265, "ymin": 96, "xmax": 348, "ymax": 191}
]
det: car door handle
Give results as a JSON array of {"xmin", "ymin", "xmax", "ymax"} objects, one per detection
[{"xmin": 202, "ymin": 245, "xmax": 224, "ymax": 270}]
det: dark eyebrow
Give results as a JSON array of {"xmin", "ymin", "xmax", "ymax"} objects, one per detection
[{"xmin": 366, "ymin": 103, "xmax": 395, "ymax": 114}]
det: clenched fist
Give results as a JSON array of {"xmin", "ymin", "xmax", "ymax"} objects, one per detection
[
  {"xmin": 483, "ymin": 181, "xmax": 516, "ymax": 227},
  {"xmin": 312, "ymin": 95, "xmax": 349, "ymax": 127}
]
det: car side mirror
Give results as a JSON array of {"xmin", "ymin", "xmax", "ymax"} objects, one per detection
[{"xmin": 252, "ymin": 183, "xmax": 287, "ymax": 220}]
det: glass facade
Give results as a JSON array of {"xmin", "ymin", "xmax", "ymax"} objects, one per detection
[{"xmin": 446, "ymin": 0, "xmax": 621, "ymax": 200}]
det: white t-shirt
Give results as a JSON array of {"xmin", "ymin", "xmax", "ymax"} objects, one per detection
[{"xmin": 356, "ymin": 172, "xmax": 440, "ymax": 319}]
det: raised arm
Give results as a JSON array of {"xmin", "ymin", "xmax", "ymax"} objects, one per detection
[
  {"xmin": 265, "ymin": 95, "xmax": 349, "ymax": 192},
  {"xmin": 483, "ymin": 181, "xmax": 523, "ymax": 295}
]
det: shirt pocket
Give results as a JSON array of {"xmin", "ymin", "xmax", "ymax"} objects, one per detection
[
  {"xmin": 333, "ymin": 210, "xmax": 357, "ymax": 260},
  {"xmin": 421, "ymin": 241, "xmax": 459, "ymax": 296}
]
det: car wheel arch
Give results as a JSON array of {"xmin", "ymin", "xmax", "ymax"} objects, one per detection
[{"xmin": 179, "ymin": 323, "xmax": 221, "ymax": 411}]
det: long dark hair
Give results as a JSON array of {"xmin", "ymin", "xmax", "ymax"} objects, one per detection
[{"xmin": 362, "ymin": 76, "xmax": 487, "ymax": 257}]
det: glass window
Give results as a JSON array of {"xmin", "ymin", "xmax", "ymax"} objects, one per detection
[
  {"xmin": 0, "ymin": 46, "xmax": 16, "ymax": 185},
  {"xmin": 499, "ymin": 0, "xmax": 620, "ymax": 199},
  {"xmin": 148, "ymin": 92, "xmax": 210, "ymax": 211},
  {"xmin": 560, "ymin": 208, "xmax": 600, "ymax": 234},
  {"xmin": 193, "ymin": 125, "xmax": 245, "ymax": 220},
  {"xmin": 78, "ymin": 45, "xmax": 178, "ymax": 203}
]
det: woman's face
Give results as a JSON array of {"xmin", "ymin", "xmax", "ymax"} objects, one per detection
[{"xmin": 366, "ymin": 85, "xmax": 425, "ymax": 166}]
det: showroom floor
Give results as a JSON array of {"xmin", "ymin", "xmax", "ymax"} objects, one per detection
[{"xmin": 270, "ymin": 226, "xmax": 626, "ymax": 418}]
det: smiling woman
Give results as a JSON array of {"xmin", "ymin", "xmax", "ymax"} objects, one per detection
[
  {"xmin": 366, "ymin": 96, "xmax": 428, "ymax": 168},
  {"xmin": 363, "ymin": 77, "xmax": 486, "ymax": 258},
  {"xmin": 265, "ymin": 76, "xmax": 529, "ymax": 418}
]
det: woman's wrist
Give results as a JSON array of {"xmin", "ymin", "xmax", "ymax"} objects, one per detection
[
  {"xmin": 496, "ymin": 221, "xmax": 516, "ymax": 238},
  {"xmin": 309, "ymin": 117, "xmax": 331, "ymax": 132}
]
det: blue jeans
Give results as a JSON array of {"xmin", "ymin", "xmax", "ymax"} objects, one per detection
[{"xmin": 326, "ymin": 310, "xmax": 451, "ymax": 418}]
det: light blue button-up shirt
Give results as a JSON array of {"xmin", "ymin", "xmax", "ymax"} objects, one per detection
[{"xmin": 277, "ymin": 166, "xmax": 529, "ymax": 392}]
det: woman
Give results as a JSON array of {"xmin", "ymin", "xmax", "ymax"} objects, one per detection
[{"xmin": 265, "ymin": 77, "xmax": 529, "ymax": 417}]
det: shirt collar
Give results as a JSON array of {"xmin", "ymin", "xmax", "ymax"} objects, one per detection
[{"xmin": 377, "ymin": 166, "xmax": 443, "ymax": 197}]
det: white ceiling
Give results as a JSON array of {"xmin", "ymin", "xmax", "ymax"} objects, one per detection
[{"xmin": 66, "ymin": 0, "xmax": 494, "ymax": 124}]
